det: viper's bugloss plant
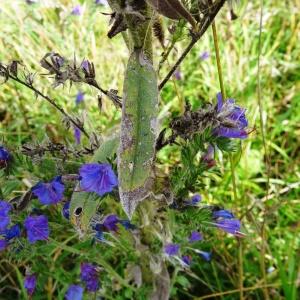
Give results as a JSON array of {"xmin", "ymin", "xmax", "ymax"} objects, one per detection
[{"xmin": 0, "ymin": 0, "xmax": 254, "ymax": 299}]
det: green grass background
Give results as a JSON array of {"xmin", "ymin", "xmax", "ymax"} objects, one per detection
[{"xmin": 0, "ymin": 0, "xmax": 299, "ymax": 299}]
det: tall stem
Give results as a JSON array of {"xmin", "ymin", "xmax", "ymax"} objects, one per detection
[
  {"xmin": 257, "ymin": 1, "xmax": 270, "ymax": 298},
  {"xmin": 211, "ymin": 18, "xmax": 243, "ymax": 300}
]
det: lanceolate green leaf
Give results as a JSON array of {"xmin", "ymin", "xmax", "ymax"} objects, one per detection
[
  {"xmin": 118, "ymin": 49, "xmax": 159, "ymax": 218},
  {"xmin": 70, "ymin": 136, "xmax": 119, "ymax": 234}
]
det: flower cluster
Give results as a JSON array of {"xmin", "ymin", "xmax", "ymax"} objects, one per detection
[
  {"xmin": 214, "ymin": 92, "xmax": 248, "ymax": 139},
  {"xmin": 64, "ymin": 263, "xmax": 100, "ymax": 300},
  {"xmin": 165, "ymin": 193, "xmax": 244, "ymax": 267},
  {"xmin": 91, "ymin": 214, "xmax": 135, "ymax": 243},
  {"xmin": 0, "ymin": 201, "xmax": 22, "ymax": 250},
  {"xmin": 1, "ymin": 146, "xmax": 118, "ymax": 252},
  {"xmin": 212, "ymin": 210, "xmax": 244, "ymax": 237}
]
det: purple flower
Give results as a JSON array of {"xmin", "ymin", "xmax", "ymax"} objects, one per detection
[
  {"xmin": 32, "ymin": 176, "xmax": 65, "ymax": 205},
  {"xmin": 62, "ymin": 202, "xmax": 70, "ymax": 220},
  {"xmin": 0, "ymin": 200, "xmax": 11, "ymax": 231},
  {"xmin": 24, "ymin": 215, "xmax": 49, "ymax": 244},
  {"xmin": 4, "ymin": 224, "xmax": 21, "ymax": 240},
  {"xmin": 80, "ymin": 263, "xmax": 99, "ymax": 292},
  {"xmin": 196, "ymin": 250, "xmax": 212, "ymax": 261},
  {"xmin": 81, "ymin": 263, "xmax": 97, "ymax": 281},
  {"xmin": 0, "ymin": 146, "xmax": 10, "ymax": 168},
  {"xmin": 81, "ymin": 60, "xmax": 89, "ymax": 72},
  {"xmin": 95, "ymin": 0, "xmax": 108, "ymax": 5},
  {"xmin": 214, "ymin": 92, "xmax": 248, "ymax": 139},
  {"xmin": 0, "ymin": 200, "xmax": 11, "ymax": 215},
  {"xmin": 216, "ymin": 219, "xmax": 241, "ymax": 236},
  {"xmin": 65, "ymin": 284, "xmax": 83, "ymax": 300},
  {"xmin": 199, "ymin": 51, "xmax": 210, "ymax": 61},
  {"xmin": 75, "ymin": 91, "xmax": 84, "ymax": 105},
  {"xmin": 189, "ymin": 231, "xmax": 203, "ymax": 243},
  {"xmin": 174, "ymin": 69, "xmax": 182, "ymax": 80},
  {"xmin": 103, "ymin": 214, "xmax": 119, "ymax": 232},
  {"xmin": 182, "ymin": 255, "xmax": 192, "ymax": 266},
  {"xmin": 213, "ymin": 209, "xmax": 235, "ymax": 220},
  {"xmin": 24, "ymin": 274, "xmax": 37, "ymax": 296},
  {"xmin": 79, "ymin": 163, "xmax": 118, "ymax": 196},
  {"xmin": 164, "ymin": 243, "xmax": 180, "ymax": 256},
  {"xmin": 74, "ymin": 126, "xmax": 81, "ymax": 144},
  {"xmin": 184, "ymin": 194, "xmax": 201, "ymax": 206},
  {"xmin": 71, "ymin": 5, "xmax": 83, "ymax": 16},
  {"xmin": 0, "ymin": 239, "xmax": 7, "ymax": 251},
  {"xmin": 0, "ymin": 215, "xmax": 10, "ymax": 231}
]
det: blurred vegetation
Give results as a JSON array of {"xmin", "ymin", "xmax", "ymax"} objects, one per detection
[{"xmin": 0, "ymin": 0, "xmax": 299, "ymax": 299}]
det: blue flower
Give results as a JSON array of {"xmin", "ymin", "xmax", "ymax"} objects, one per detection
[
  {"xmin": 196, "ymin": 250, "xmax": 212, "ymax": 261},
  {"xmin": 0, "ymin": 215, "xmax": 10, "ymax": 231},
  {"xmin": 189, "ymin": 231, "xmax": 203, "ymax": 243},
  {"xmin": 182, "ymin": 255, "xmax": 192, "ymax": 266},
  {"xmin": 24, "ymin": 215, "xmax": 49, "ymax": 244},
  {"xmin": 216, "ymin": 219, "xmax": 241, "ymax": 236},
  {"xmin": 4, "ymin": 224, "xmax": 21, "ymax": 240},
  {"xmin": 103, "ymin": 214, "xmax": 119, "ymax": 232},
  {"xmin": 164, "ymin": 243, "xmax": 180, "ymax": 256},
  {"xmin": 76, "ymin": 91, "xmax": 84, "ymax": 105},
  {"xmin": 199, "ymin": 51, "xmax": 210, "ymax": 61},
  {"xmin": 0, "ymin": 146, "xmax": 10, "ymax": 168},
  {"xmin": 80, "ymin": 263, "xmax": 100, "ymax": 292},
  {"xmin": 184, "ymin": 194, "xmax": 201, "ymax": 206},
  {"xmin": 0, "ymin": 200, "xmax": 11, "ymax": 215},
  {"xmin": 62, "ymin": 202, "xmax": 70, "ymax": 220},
  {"xmin": 0, "ymin": 239, "xmax": 7, "ymax": 251},
  {"xmin": 65, "ymin": 284, "xmax": 83, "ymax": 300},
  {"xmin": 81, "ymin": 60, "xmax": 89, "ymax": 72},
  {"xmin": 174, "ymin": 69, "xmax": 182, "ymax": 80},
  {"xmin": 74, "ymin": 126, "xmax": 81, "ymax": 144},
  {"xmin": 79, "ymin": 163, "xmax": 118, "ymax": 196},
  {"xmin": 0, "ymin": 200, "xmax": 11, "ymax": 231},
  {"xmin": 71, "ymin": 5, "xmax": 83, "ymax": 16},
  {"xmin": 119, "ymin": 219, "xmax": 136, "ymax": 230},
  {"xmin": 24, "ymin": 274, "xmax": 37, "ymax": 296},
  {"xmin": 32, "ymin": 176, "xmax": 65, "ymax": 205},
  {"xmin": 213, "ymin": 209, "xmax": 235, "ymax": 219},
  {"xmin": 214, "ymin": 92, "xmax": 248, "ymax": 139}
]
